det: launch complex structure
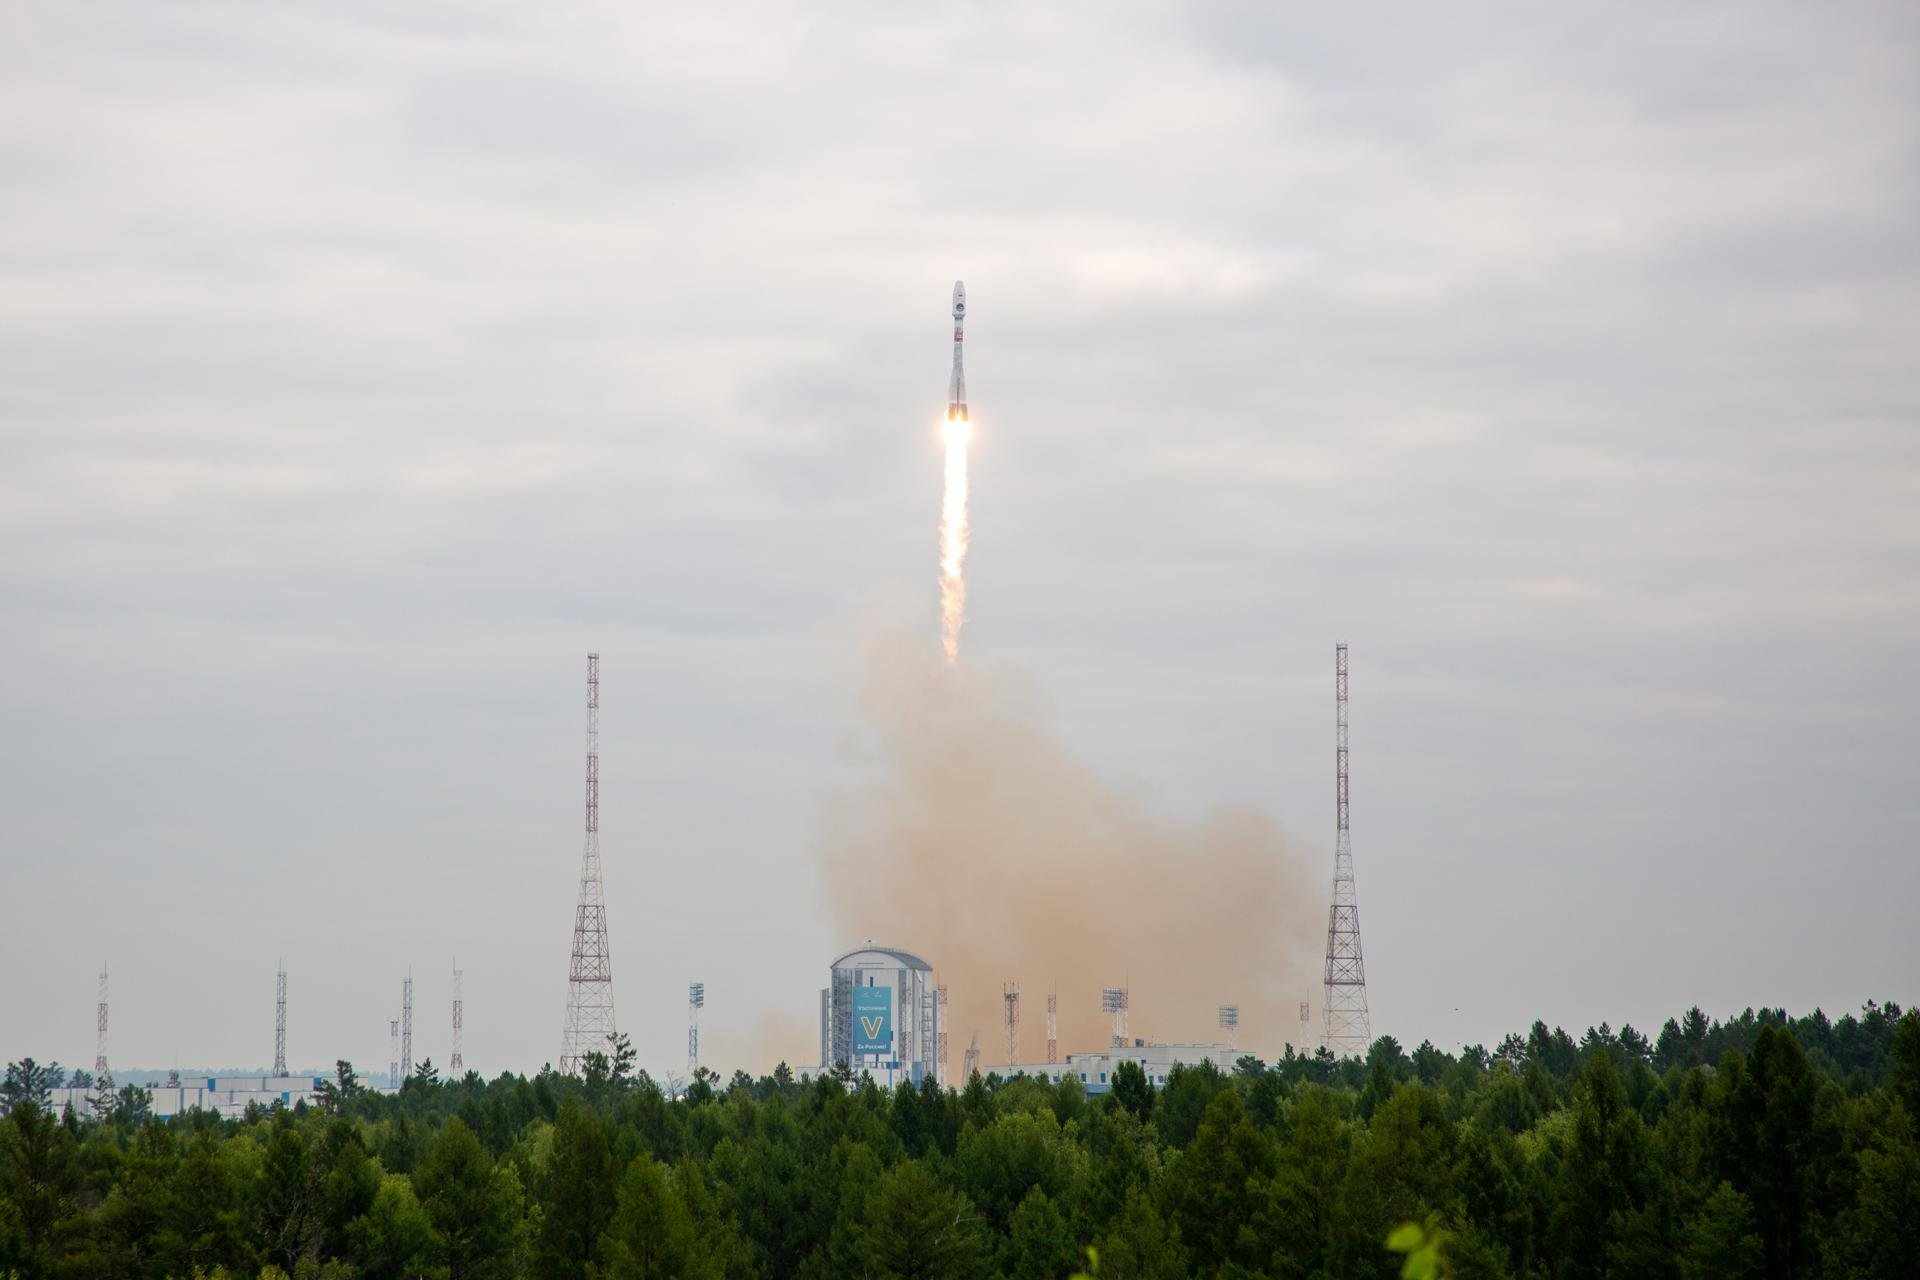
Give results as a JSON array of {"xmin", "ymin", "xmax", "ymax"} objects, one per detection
[
  {"xmin": 561, "ymin": 654, "xmax": 616, "ymax": 1076},
  {"xmin": 535, "ymin": 287, "xmax": 1375, "ymax": 1080},
  {"xmin": 64, "ymin": 286, "xmax": 1377, "ymax": 1093},
  {"xmin": 1321, "ymin": 644, "xmax": 1372, "ymax": 1058}
]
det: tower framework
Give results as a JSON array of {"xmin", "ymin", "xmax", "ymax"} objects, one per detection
[
  {"xmin": 962, "ymin": 1032, "xmax": 981, "ymax": 1080},
  {"xmin": 389, "ymin": 1018, "xmax": 399, "ymax": 1087},
  {"xmin": 1102, "ymin": 986, "xmax": 1129, "ymax": 1048},
  {"xmin": 1045, "ymin": 991, "xmax": 1058, "ymax": 1064},
  {"xmin": 562, "ymin": 653, "xmax": 617, "ymax": 1074},
  {"xmin": 450, "ymin": 965, "xmax": 464, "ymax": 1076},
  {"xmin": 688, "ymin": 982, "xmax": 704, "ymax": 1077},
  {"xmin": 1321, "ymin": 643, "xmax": 1373, "ymax": 1057},
  {"xmin": 936, "ymin": 985, "xmax": 949, "ymax": 1079},
  {"xmin": 401, "ymin": 975, "xmax": 414, "ymax": 1081},
  {"xmin": 1001, "ymin": 980, "xmax": 1020, "ymax": 1065},
  {"xmin": 95, "ymin": 965, "xmax": 111, "ymax": 1085},
  {"xmin": 274, "ymin": 960, "xmax": 287, "ymax": 1076},
  {"xmin": 1218, "ymin": 1004, "xmax": 1239, "ymax": 1051}
]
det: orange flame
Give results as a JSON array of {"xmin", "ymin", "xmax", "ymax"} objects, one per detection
[{"xmin": 939, "ymin": 415, "xmax": 971, "ymax": 662}]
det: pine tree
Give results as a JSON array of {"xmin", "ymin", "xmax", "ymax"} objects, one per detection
[
  {"xmin": 532, "ymin": 1099, "xmax": 616, "ymax": 1280},
  {"xmin": 413, "ymin": 1117, "xmax": 523, "ymax": 1280}
]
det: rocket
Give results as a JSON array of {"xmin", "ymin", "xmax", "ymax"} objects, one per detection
[{"xmin": 947, "ymin": 280, "xmax": 967, "ymax": 423}]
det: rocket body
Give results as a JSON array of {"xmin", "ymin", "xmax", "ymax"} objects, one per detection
[{"xmin": 947, "ymin": 280, "xmax": 967, "ymax": 422}]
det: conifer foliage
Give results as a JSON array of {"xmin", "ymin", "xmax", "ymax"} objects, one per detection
[{"xmin": 0, "ymin": 1002, "xmax": 1914, "ymax": 1279}]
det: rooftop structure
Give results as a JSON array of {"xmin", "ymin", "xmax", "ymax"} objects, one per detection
[
  {"xmin": 820, "ymin": 945, "xmax": 939, "ymax": 1085},
  {"xmin": 48, "ymin": 1074, "xmax": 330, "ymax": 1120},
  {"xmin": 999, "ymin": 1042, "xmax": 1240, "ymax": 1094}
]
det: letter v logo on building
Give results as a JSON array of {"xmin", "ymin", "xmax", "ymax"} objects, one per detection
[{"xmin": 852, "ymin": 985, "xmax": 892, "ymax": 1053}]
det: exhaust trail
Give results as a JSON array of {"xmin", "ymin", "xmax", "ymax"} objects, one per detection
[
  {"xmin": 940, "ymin": 416, "xmax": 970, "ymax": 662},
  {"xmin": 941, "ymin": 281, "xmax": 970, "ymax": 662}
]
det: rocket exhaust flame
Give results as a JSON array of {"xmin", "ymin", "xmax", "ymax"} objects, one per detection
[
  {"xmin": 941, "ymin": 281, "xmax": 970, "ymax": 663},
  {"xmin": 940, "ymin": 414, "xmax": 971, "ymax": 662}
]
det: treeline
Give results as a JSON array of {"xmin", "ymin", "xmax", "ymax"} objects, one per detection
[{"xmin": 2, "ymin": 1000, "xmax": 1916, "ymax": 1280}]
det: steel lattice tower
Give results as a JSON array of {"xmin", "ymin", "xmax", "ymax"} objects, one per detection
[
  {"xmin": 1321, "ymin": 643, "xmax": 1372, "ymax": 1057},
  {"xmin": 1102, "ymin": 987, "xmax": 1129, "ymax": 1048},
  {"xmin": 450, "ymin": 965, "xmax": 464, "ymax": 1076},
  {"xmin": 401, "ymin": 974, "xmax": 414, "ymax": 1080},
  {"xmin": 1045, "ymin": 991, "xmax": 1058, "ymax": 1064},
  {"xmin": 389, "ymin": 1018, "xmax": 399, "ymax": 1087},
  {"xmin": 936, "ymin": 985, "xmax": 949, "ymax": 1079},
  {"xmin": 687, "ymin": 982, "xmax": 704, "ymax": 1077},
  {"xmin": 274, "ymin": 960, "xmax": 288, "ymax": 1076},
  {"xmin": 962, "ymin": 1031, "xmax": 981, "ymax": 1080},
  {"xmin": 1219, "ymin": 1004, "xmax": 1239, "ymax": 1051},
  {"xmin": 561, "ymin": 653, "xmax": 616, "ymax": 1074},
  {"xmin": 95, "ymin": 965, "xmax": 111, "ymax": 1085},
  {"xmin": 1001, "ymin": 980, "xmax": 1020, "ymax": 1065}
]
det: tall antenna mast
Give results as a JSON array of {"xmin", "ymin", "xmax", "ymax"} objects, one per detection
[
  {"xmin": 1045, "ymin": 991, "xmax": 1058, "ymax": 1064},
  {"xmin": 450, "ymin": 964, "xmax": 464, "ymax": 1076},
  {"xmin": 274, "ymin": 960, "xmax": 288, "ymax": 1076},
  {"xmin": 95, "ymin": 964, "xmax": 111, "ymax": 1085},
  {"xmin": 562, "ymin": 653, "xmax": 616, "ymax": 1073},
  {"xmin": 401, "ymin": 974, "xmax": 414, "ymax": 1081},
  {"xmin": 1002, "ymin": 980, "xmax": 1021, "ymax": 1065},
  {"xmin": 389, "ymin": 1018, "xmax": 399, "ymax": 1087},
  {"xmin": 1321, "ymin": 643, "xmax": 1372, "ymax": 1057}
]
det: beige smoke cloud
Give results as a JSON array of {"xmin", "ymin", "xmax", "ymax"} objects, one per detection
[{"xmin": 813, "ymin": 631, "xmax": 1323, "ymax": 1070}]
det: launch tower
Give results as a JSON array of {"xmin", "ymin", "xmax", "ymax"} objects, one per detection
[
  {"xmin": 561, "ymin": 654, "xmax": 616, "ymax": 1074},
  {"xmin": 1320, "ymin": 643, "xmax": 1373, "ymax": 1057}
]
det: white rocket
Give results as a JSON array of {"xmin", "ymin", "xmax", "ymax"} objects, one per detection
[{"xmin": 947, "ymin": 280, "xmax": 967, "ymax": 423}]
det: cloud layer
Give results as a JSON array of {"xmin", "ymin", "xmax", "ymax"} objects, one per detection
[{"xmin": 1, "ymin": 2, "xmax": 1914, "ymax": 1076}]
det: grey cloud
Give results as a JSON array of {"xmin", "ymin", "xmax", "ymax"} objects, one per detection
[{"xmin": 0, "ymin": 0, "xmax": 1913, "ymax": 1075}]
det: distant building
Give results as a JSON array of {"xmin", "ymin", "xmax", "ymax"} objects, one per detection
[
  {"xmin": 998, "ymin": 1042, "xmax": 1239, "ymax": 1094},
  {"xmin": 820, "ymin": 945, "xmax": 939, "ymax": 1086},
  {"xmin": 48, "ymin": 1074, "xmax": 329, "ymax": 1118}
]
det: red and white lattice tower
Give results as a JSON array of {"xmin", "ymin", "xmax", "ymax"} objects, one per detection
[
  {"xmin": 1321, "ymin": 643, "xmax": 1372, "ymax": 1057},
  {"xmin": 450, "ymin": 965, "xmax": 464, "ymax": 1076},
  {"xmin": 95, "ymin": 965, "xmax": 111, "ymax": 1085},
  {"xmin": 561, "ymin": 653, "xmax": 616, "ymax": 1073},
  {"xmin": 1045, "ymin": 991, "xmax": 1058, "ymax": 1064}
]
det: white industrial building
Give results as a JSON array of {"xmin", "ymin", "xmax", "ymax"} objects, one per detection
[
  {"xmin": 46, "ymin": 1074, "xmax": 330, "ymax": 1119},
  {"xmin": 820, "ymin": 945, "xmax": 940, "ymax": 1086},
  {"xmin": 997, "ymin": 1042, "xmax": 1240, "ymax": 1094}
]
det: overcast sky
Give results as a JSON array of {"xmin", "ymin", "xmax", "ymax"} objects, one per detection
[{"xmin": 3, "ymin": 1, "xmax": 1915, "ymax": 1080}]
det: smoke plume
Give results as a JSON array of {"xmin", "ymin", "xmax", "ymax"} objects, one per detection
[{"xmin": 814, "ymin": 632, "xmax": 1323, "ymax": 1069}]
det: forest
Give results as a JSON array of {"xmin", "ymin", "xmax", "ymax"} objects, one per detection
[{"xmin": 2, "ymin": 1000, "xmax": 1916, "ymax": 1280}]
